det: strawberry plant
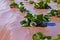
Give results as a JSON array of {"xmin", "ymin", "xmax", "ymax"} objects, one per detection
[
  {"xmin": 10, "ymin": 2, "xmax": 18, "ymax": 8},
  {"xmin": 48, "ymin": 9, "xmax": 60, "ymax": 17},
  {"xmin": 32, "ymin": 32, "xmax": 51, "ymax": 40},
  {"xmin": 20, "ymin": 12, "xmax": 50, "ymax": 27},
  {"xmin": 34, "ymin": 1, "xmax": 51, "ymax": 9},
  {"xmin": 54, "ymin": 34, "xmax": 60, "ymax": 40},
  {"xmin": 10, "ymin": 2, "xmax": 29, "ymax": 12},
  {"xmin": 29, "ymin": 0, "xmax": 34, "ymax": 4},
  {"xmin": 53, "ymin": 0, "xmax": 60, "ymax": 4}
]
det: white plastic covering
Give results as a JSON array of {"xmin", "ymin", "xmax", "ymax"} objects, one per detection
[
  {"xmin": 0, "ymin": 0, "xmax": 31, "ymax": 40},
  {"xmin": 0, "ymin": 0, "xmax": 60, "ymax": 40}
]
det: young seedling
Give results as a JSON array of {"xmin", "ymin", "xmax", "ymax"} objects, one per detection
[
  {"xmin": 53, "ymin": 0, "xmax": 57, "ymax": 3},
  {"xmin": 32, "ymin": 32, "xmax": 51, "ymax": 40},
  {"xmin": 34, "ymin": 1, "xmax": 51, "ymax": 9},
  {"xmin": 43, "ymin": 36, "xmax": 51, "ymax": 40},
  {"xmin": 10, "ymin": 2, "xmax": 29, "ymax": 13},
  {"xmin": 10, "ymin": 2, "xmax": 18, "ymax": 8},
  {"xmin": 29, "ymin": 0, "xmax": 34, "ymax": 4},
  {"xmin": 54, "ymin": 34, "xmax": 60, "ymax": 40},
  {"xmin": 40, "ymin": 14, "xmax": 50, "ymax": 27},
  {"xmin": 48, "ymin": 9, "xmax": 57, "ymax": 16},
  {"xmin": 56, "ymin": 10, "xmax": 60, "ymax": 17},
  {"xmin": 42, "ymin": 0, "xmax": 50, "ymax": 4},
  {"xmin": 20, "ymin": 13, "xmax": 50, "ymax": 27},
  {"xmin": 32, "ymin": 32, "xmax": 43, "ymax": 40},
  {"xmin": 18, "ymin": 2, "xmax": 25, "ymax": 12},
  {"xmin": 53, "ymin": 0, "xmax": 60, "ymax": 4},
  {"xmin": 48, "ymin": 9, "xmax": 60, "ymax": 17},
  {"xmin": 57, "ymin": 0, "xmax": 60, "ymax": 4}
]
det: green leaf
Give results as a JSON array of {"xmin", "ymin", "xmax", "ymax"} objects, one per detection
[
  {"xmin": 10, "ymin": 2, "xmax": 18, "ymax": 8},
  {"xmin": 57, "ymin": 0, "xmax": 60, "ymax": 4},
  {"xmin": 57, "ymin": 10, "xmax": 60, "ymax": 15},
  {"xmin": 45, "ymin": 0, "xmax": 50, "ymax": 3},
  {"xmin": 57, "ymin": 10, "xmax": 60, "ymax": 17},
  {"xmin": 32, "ymin": 32, "xmax": 43, "ymax": 40},
  {"xmin": 20, "ymin": 2, "xmax": 24, "ymax": 5},
  {"xmin": 20, "ymin": 20, "xmax": 29, "ymax": 26},
  {"xmin": 48, "ymin": 9, "xmax": 57, "ymax": 16},
  {"xmin": 29, "ymin": 0, "xmax": 34, "ymax": 4},
  {"xmin": 25, "ymin": 13, "xmax": 33, "ymax": 19},
  {"xmin": 20, "ymin": 18, "xmax": 32, "ymax": 26},
  {"xmin": 32, "ymin": 32, "xmax": 51, "ymax": 40},
  {"xmin": 34, "ymin": 1, "xmax": 50, "ymax": 9},
  {"xmin": 43, "ymin": 36, "xmax": 51, "ymax": 40},
  {"xmin": 43, "ymin": 15, "xmax": 50, "ymax": 22},
  {"xmin": 34, "ymin": 3, "xmax": 41, "ymax": 9},
  {"xmin": 54, "ymin": 34, "xmax": 60, "ymax": 40},
  {"xmin": 19, "ymin": 5, "xmax": 25, "ymax": 12},
  {"xmin": 30, "ymin": 21, "xmax": 37, "ymax": 27},
  {"xmin": 20, "ymin": 13, "xmax": 50, "ymax": 27},
  {"xmin": 18, "ymin": 2, "xmax": 25, "ymax": 12},
  {"xmin": 53, "ymin": 0, "xmax": 57, "ymax": 2},
  {"xmin": 53, "ymin": 0, "xmax": 60, "ymax": 4},
  {"xmin": 37, "ymin": 14, "xmax": 43, "ymax": 21},
  {"xmin": 38, "ymin": 1, "xmax": 44, "ymax": 9}
]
